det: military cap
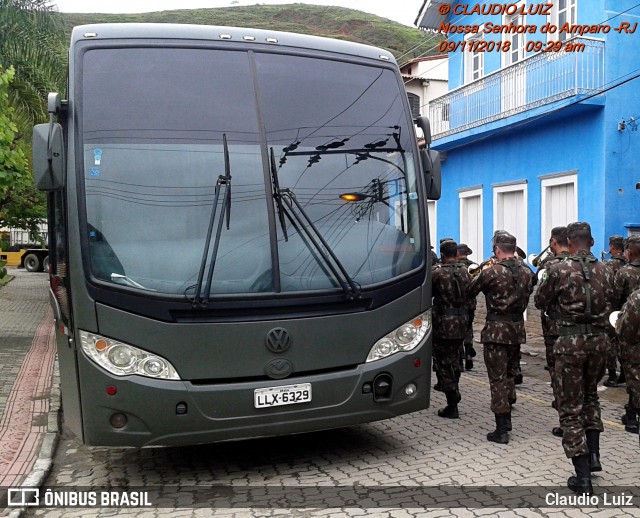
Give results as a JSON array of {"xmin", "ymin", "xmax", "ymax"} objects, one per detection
[
  {"xmin": 625, "ymin": 235, "xmax": 640, "ymax": 248},
  {"xmin": 493, "ymin": 231, "xmax": 516, "ymax": 245},
  {"xmin": 567, "ymin": 221, "xmax": 592, "ymax": 239},
  {"xmin": 457, "ymin": 243, "xmax": 473, "ymax": 256},
  {"xmin": 440, "ymin": 240, "xmax": 458, "ymax": 255},
  {"xmin": 439, "ymin": 237, "xmax": 454, "ymax": 244},
  {"xmin": 609, "ymin": 235, "xmax": 625, "ymax": 248}
]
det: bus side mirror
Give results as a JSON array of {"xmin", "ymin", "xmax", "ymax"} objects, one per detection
[
  {"xmin": 422, "ymin": 149, "xmax": 441, "ymax": 201},
  {"xmin": 415, "ymin": 115, "xmax": 431, "ymax": 146},
  {"xmin": 32, "ymin": 122, "xmax": 65, "ymax": 191},
  {"xmin": 414, "ymin": 115, "xmax": 440, "ymax": 199}
]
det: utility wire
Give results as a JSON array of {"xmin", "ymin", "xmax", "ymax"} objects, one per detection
[{"xmin": 403, "ymin": 1, "xmax": 640, "ymax": 88}]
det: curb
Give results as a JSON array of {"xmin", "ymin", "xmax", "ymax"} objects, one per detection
[{"xmin": 8, "ymin": 360, "xmax": 61, "ymax": 518}]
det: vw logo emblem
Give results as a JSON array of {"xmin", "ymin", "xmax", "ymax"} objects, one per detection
[
  {"xmin": 265, "ymin": 358, "xmax": 293, "ymax": 379},
  {"xmin": 265, "ymin": 327, "xmax": 292, "ymax": 354}
]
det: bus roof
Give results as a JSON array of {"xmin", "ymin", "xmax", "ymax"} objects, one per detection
[{"xmin": 70, "ymin": 23, "xmax": 397, "ymax": 64}]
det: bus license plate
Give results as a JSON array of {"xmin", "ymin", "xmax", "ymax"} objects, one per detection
[{"xmin": 254, "ymin": 383, "xmax": 312, "ymax": 409}]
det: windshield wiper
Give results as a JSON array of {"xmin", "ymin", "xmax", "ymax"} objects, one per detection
[
  {"xmin": 269, "ymin": 148, "xmax": 359, "ymax": 300},
  {"xmin": 193, "ymin": 134, "xmax": 232, "ymax": 306},
  {"xmin": 270, "ymin": 148, "xmax": 288, "ymax": 241},
  {"xmin": 272, "ymin": 183, "xmax": 361, "ymax": 300}
]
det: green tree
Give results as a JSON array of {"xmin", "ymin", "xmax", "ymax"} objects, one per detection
[
  {"xmin": 0, "ymin": 0, "xmax": 63, "ymax": 239},
  {"xmin": 0, "ymin": 65, "xmax": 45, "ymax": 237},
  {"xmin": 0, "ymin": 0, "xmax": 66, "ymax": 137}
]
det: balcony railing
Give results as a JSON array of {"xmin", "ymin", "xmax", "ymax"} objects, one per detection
[{"xmin": 428, "ymin": 37, "xmax": 605, "ymax": 139}]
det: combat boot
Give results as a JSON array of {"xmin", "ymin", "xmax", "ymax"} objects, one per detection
[
  {"xmin": 568, "ymin": 455, "xmax": 593, "ymax": 494},
  {"xmin": 505, "ymin": 412, "xmax": 512, "ymax": 432},
  {"xmin": 466, "ymin": 343, "xmax": 477, "ymax": 357},
  {"xmin": 514, "ymin": 368, "xmax": 523, "ymax": 385},
  {"xmin": 621, "ymin": 395, "xmax": 632, "ymax": 425},
  {"xmin": 617, "ymin": 368, "xmax": 626, "ymax": 385},
  {"xmin": 603, "ymin": 368, "xmax": 618, "ymax": 387},
  {"xmin": 465, "ymin": 343, "xmax": 475, "ymax": 370},
  {"xmin": 623, "ymin": 409, "xmax": 639, "ymax": 434},
  {"xmin": 487, "ymin": 414, "xmax": 509, "ymax": 444},
  {"xmin": 585, "ymin": 429, "xmax": 602, "ymax": 472},
  {"xmin": 437, "ymin": 390, "xmax": 459, "ymax": 419}
]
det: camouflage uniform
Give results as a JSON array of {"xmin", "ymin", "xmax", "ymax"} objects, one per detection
[
  {"xmin": 613, "ymin": 245, "xmax": 640, "ymax": 432},
  {"xmin": 466, "ymin": 255, "xmax": 535, "ymax": 416},
  {"xmin": 604, "ymin": 248, "xmax": 627, "ymax": 382},
  {"xmin": 615, "ymin": 287, "xmax": 640, "ymax": 445},
  {"xmin": 606, "ymin": 254, "xmax": 627, "ymax": 274},
  {"xmin": 457, "ymin": 253, "xmax": 477, "ymax": 369},
  {"xmin": 432, "ymin": 261, "xmax": 471, "ymax": 393},
  {"xmin": 539, "ymin": 251, "xmax": 571, "ymax": 409},
  {"xmin": 512, "ymin": 256, "xmax": 538, "ymax": 385},
  {"xmin": 613, "ymin": 260, "xmax": 640, "ymax": 309},
  {"xmin": 430, "ymin": 247, "xmax": 438, "ymax": 268},
  {"xmin": 535, "ymin": 250, "xmax": 614, "ymax": 459}
]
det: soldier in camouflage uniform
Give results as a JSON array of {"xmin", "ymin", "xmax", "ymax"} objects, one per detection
[
  {"xmin": 466, "ymin": 231, "xmax": 535, "ymax": 444},
  {"xmin": 614, "ymin": 286, "xmax": 640, "ymax": 448},
  {"xmin": 604, "ymin": 235, "xmax": 627, "ymax": 386},
  {"xmin": 430, "ymin": 245, "xmax": 438, "ymax": 268},
  {"xmin": 432, "ymin": 238, "xmax": 456, "ymax": 391},
  {"xmin": 535, "ymin": 222, "xmax": 614, "ymax": 495},
  {"xmin": 432, "ymin": 240, "xmax": 471, "ymax": 418},
  {"xmin": 437, "ymin": 237, "xmax": 454, "ymax": 263},
  {"xmin": 512, "ymin": 254, "xmax": 537, "ymax": 387},
  {"xmin": 538, "ymin": 226, "xmax": 570, "ymax": 437},
  {"xmin": 457, "ymin": 243, "xmax": 477, "ymax": 370},
  {"xmin": 614, "ymin": 235, "xmax": 640, "ymax": 433}
]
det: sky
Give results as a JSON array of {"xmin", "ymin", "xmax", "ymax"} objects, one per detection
[{"xmin": 51, "ymin": 0, "xmax": 424, "ymax": 27}]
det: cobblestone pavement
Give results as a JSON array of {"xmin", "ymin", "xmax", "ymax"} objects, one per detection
[
  {"xmin": 18, "ymin": 314, "xmax": 640, "ymax": 516},
  {"xmin": 1, "ymin": 270, "xmax": 638, "ymax": 517}
]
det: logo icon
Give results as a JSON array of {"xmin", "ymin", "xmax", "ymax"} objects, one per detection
[
  {"xmin": 265, "ymin": 327, "xmax": 292, "ymax": 354},
  {"xmin": 7, "ymin": 488, "xmax": 39, "ymax": 507},
  {"xmin": 264, "ymin": 358, "xmax": 293, "ymax": 379}
]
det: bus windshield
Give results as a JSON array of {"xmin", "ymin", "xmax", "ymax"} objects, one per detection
[{"xmin": 80, "ymin": 46, "xmax": 423, "ymax": 297}]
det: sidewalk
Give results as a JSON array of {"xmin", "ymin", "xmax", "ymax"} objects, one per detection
[{"xmin": 0, "ymin": 269, "xmax": 58, "ymax": 516}]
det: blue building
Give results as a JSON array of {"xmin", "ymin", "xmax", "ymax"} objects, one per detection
[{"xmin": 416, "ymin": 0, "xmax": 640, "ymax": 264}]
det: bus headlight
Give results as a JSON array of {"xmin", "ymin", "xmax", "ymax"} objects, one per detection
[
  {"xmin": 366, "ymin": 310, "xmax": 431, "ymax": 362},
  {"xmin": 79, "ymin": 330, "xmax": 181, "ymax": 380}
]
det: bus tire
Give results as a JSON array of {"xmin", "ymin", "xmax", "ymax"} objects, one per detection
[
  {"xmin": 42, "ymin": 255, "xmax": 50, "ymax": 272},
  {"xmin": 24, "ymin": 253, "xmax": 41, "ymax": 272}
]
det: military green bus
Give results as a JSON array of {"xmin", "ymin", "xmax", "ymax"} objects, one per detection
[{"xmin": 33, "ymin": 24, "xmax": 441, "ymax": 446}]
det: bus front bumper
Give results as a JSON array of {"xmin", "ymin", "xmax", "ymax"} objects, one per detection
[{"xmin": 77, "ymin": 342, "xmax": 431, "ymax": 447}]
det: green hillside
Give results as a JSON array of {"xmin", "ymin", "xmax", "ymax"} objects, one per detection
[{"xmin": 58, "ymin": 3, "xmax": 439, "ymax": 62}]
